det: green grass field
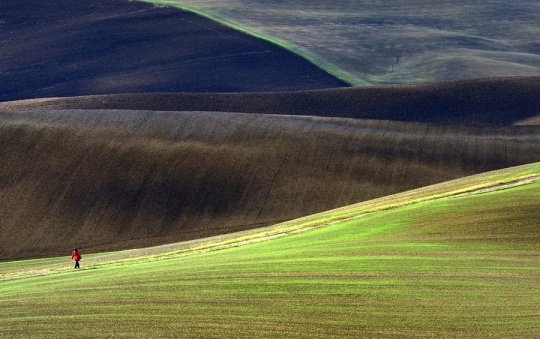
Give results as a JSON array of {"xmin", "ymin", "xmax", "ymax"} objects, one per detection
[{"xmin": 1, "ymin": 163, "xmax": 539, "ymax": 337}]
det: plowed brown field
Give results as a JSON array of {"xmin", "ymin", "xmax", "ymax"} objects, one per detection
[{"xmin": 1, "ymin": 105, "xmax": 538, "ymax": 259}]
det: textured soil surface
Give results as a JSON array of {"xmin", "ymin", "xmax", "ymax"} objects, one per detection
[
  {"xmin": 143, "ymin": 0, "xmax": 540, "ymax": 84},
  {"xmin": 1, "ymin": 2, "xmax": 539, "ymax": 261},
  {"xmin": 0, "ymin": 0, "xmax": 347, "ymax": 102},
  {"xmin": 3, "ymin": 77, "xmax": 539, "ymax": 126},
  {"xmin": 1, "ymin": 107, "xmax": 538, "ymax": 260}
]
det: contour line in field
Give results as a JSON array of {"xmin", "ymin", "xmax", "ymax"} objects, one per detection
[{"xmin": 2, "ymin": 166, "xmax": 538, "ymax": 281}]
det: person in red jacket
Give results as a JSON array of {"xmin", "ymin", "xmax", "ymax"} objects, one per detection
[{"xmin": 71, "ymin": 248, "xmax": 81, "ymax": 269}]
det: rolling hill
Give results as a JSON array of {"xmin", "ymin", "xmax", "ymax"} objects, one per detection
[
  {"xmin": 2, "ymin": 77, "xmax": 539, "ymax": 126},
  {"xmin": 2, "ymin": 1, "xmax": 540, "ymax": 287},
  {"xmin": 1, "ymin": 163, "xmax": 538, "ymax": 337},
  {"xmin": 1, "ymin": 104, "xmax": 539, "ymax": 260},
  {"xmin": 143, "ymin": 0, "xmax": 540, "ymax": 84},
  {"xmin": 0, "ymin": 0, "xmax": 347, "ymax": 102},
  {"xmin": 2, "ymin": 1, "xmax": 538, "ymax": 336}
]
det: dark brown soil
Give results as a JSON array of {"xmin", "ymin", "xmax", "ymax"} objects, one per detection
[
  {"xmin": 1, "ymin": 109, "xmax": 538, "ymax": 260},
  {"xmin": 2, "ymin": 77, "xmax": 538, "ymax": 126}
]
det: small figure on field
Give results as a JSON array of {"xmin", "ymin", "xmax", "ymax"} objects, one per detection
[{"xmin": 71, "ymin": 248, "xmax": 81, "ymax": 269}]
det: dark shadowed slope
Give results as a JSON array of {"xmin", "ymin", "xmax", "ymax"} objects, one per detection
[
  {"xmin": 1, "ymin": 109, "xmax": 539, "ymax": 260},
  {"xmin": 3, "ymin": 77, "xmax": 539, "ymax": 126},
  {"xmin": 0, "ymin": 0, "xmax": 347, "ymax": 102}
]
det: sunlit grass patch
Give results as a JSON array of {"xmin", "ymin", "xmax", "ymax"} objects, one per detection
[{"xmin": 1, "ymin": 163, "xmax": 539, "ymax": 336}]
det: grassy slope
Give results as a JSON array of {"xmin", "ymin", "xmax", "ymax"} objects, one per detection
[{"xmin": 1, "ymin": 163, "xmax": 539, "ymax": 337}]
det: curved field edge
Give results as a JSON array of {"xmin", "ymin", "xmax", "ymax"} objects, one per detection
[
  {"xmin": 0, "ymin": 164, "xmax": 539, "ymax": 337},
  {"xmin": 140, "ymin": 0, "xmax": 366, "ymax": 86},
  {"xmin": 3, "ymin": 107, "xmax": 538, "ymax": 260},
  {"xmin": 2, "ymin": 162, "xmax": 538, "ymax": 280},
  {"xmin": 3, "ymin": 76, "xmax": 538, "ymax": 126}
]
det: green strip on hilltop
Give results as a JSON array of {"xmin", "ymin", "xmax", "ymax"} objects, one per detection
[{"xmin": 140, "ymin": 0, "xmax": 367, "ymax": 86}]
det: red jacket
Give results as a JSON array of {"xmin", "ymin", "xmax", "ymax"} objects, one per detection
[{"xmin": 71, "ymin": 250, "xmax": 81, "ymax": 261}]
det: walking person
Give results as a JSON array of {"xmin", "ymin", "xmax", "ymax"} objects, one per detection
[{"xmin": 71, "ymin": 248, "xmax": 81, "ymax": 269}]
